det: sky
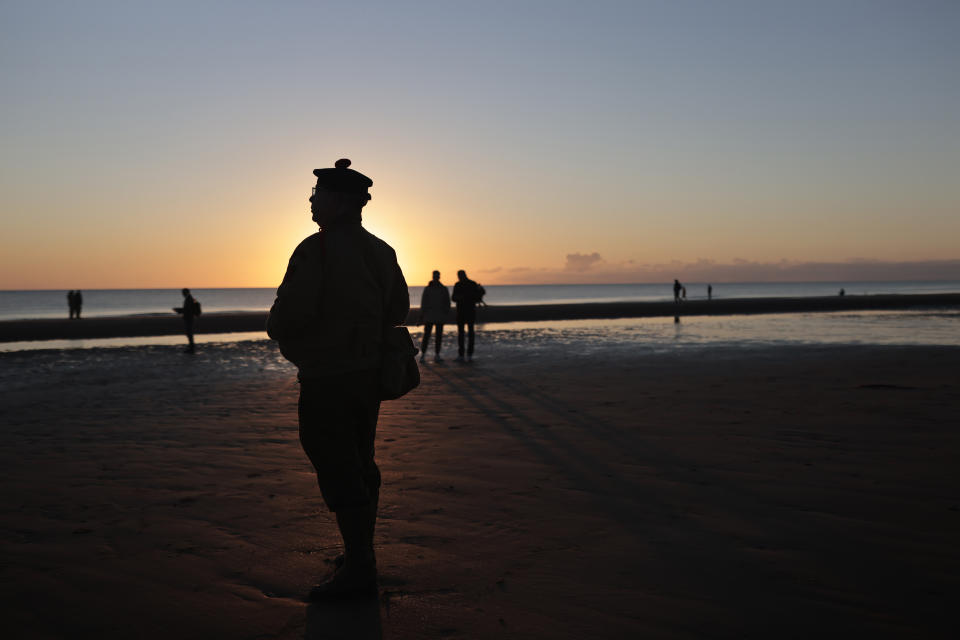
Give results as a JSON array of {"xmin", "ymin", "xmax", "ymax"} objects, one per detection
[{"xmin": 2, "ymin": 0, "xmax": 959, "ymax": 289}]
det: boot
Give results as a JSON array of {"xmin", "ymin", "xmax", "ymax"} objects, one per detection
[
  {"xmin": 310, "ymin": 505, "xmax": 377, "ymax": 599},
  {"xmin": 333, "ymin": 489, "xmax": 378, "ymax": 569}
]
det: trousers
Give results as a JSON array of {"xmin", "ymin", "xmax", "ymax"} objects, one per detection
[
  {"xmin": 456, "ymin": 306, "xmax": 476, "ymax": 356},
  {"xmin": 298, "ymin": 369, "xmax": 382, "ymax": 512},
  {"xmin": 183, "ymin": 317, "xmax": 195, "ymax": 349},
  {"xmin": 422, "ymin": 323, "xmax": 443, "ymax": 354}
]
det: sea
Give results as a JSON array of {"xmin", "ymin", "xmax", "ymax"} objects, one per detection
[
  {"xmin": 2, "ymin": 281, "xmax": 959, "ymax": 321},
  {"xmin": 2, "ymin": 282, "xmax": 959, "ymax": 353}
]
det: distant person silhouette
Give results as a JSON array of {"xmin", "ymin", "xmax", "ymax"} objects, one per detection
[
  {"xmin": 673, "ymin": 279, "xmax": 682, "ymax": 303},
  {"xmin": 66, "ymin": 291, "xmax": 75, "ymax": 319},
  {"xmin": 173, "ymin": 288, "xmax": 200, "ymax": 353},
  {"xmin": 74, "ymin": 290, "xmax": 83, "ymax": 318},
  {"xmin": 267, "ymin": 159, "xmax": 409, "ymax": 600},
  {"xmin": 452, "ymin": 270, "xmax": 485, "ymax": 362},
  {"xmin": 420, "ymin": 270, "xmax": 450, "ymax": 362},
  {"xmin": 839, "ymin": 288, "xmax": 846, "ymax": 296},
  {"xmin": 708, "ymin": 284, "xmax": 712, "ymax": 300}
]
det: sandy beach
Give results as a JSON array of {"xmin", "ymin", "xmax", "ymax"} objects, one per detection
[
  {"xmin": 2, "ymin": 335, "xmax": 958, "ymax": 639},
  {"xmin": 2, "ymin": 293, "xmax": 959, "ymax": 343}
]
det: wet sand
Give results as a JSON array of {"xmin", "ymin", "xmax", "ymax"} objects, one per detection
[
  {"xmin": 1, "ymin": 340, "xmax": 958, "ymax": 638},
  {"xmin": 2, "ymin": 292, "xmax": 959, "ymax": 342}
]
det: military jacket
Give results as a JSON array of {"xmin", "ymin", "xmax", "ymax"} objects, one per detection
[{"xmin": 267, "ymin": 223, "xmax": 409, "ymax": 376}]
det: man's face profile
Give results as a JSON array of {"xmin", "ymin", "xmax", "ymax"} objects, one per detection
[{"xmin": 310, "ymin": 185, "xmax": 340, "ymax": 227}]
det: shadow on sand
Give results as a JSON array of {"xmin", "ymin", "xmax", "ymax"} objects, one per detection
[{"xmin": 304, "ymin": 595, "xmax": 383, "ymax": 640}]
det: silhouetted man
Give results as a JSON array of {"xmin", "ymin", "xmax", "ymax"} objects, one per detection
[
  {"xmin": 452, "ymin": 269, "xmax": 485, "ymax": 362},
  {"xmin": 673, "ymin": 279, "xmax": 682, "ymax": 303},
  {"xmin": 708, "ymin": 284, "xmax": 712, "ymax": 300},
  {"xmin": 74, "ymin": 290, "xmax": 82, "ymax": 319},
  {"xmin": 267, "ymin": 159, "xmax": 409, "ymax": 599},
  {"xmin": 173, "ymin": 288, "xmax": 199, "ymax": 353},
  {"xmin": 420, "ymin": 270, "xmax": 450, "ymax": 362},
  {"xmin": 67, "ymin": 291, "xmax": 75, "ymax": 319}
]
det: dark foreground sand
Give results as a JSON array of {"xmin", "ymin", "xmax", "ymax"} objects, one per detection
[
  {"xmin": 1, "ymin": 341, "xmax": 959, "ymax": 638},
  {"xmin": 3, "ymin": 293, "xmax": 959, "ymax": 342}
]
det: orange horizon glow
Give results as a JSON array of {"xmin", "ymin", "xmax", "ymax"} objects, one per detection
[{"xmin": 3, "ymin": 3, "xmax": 959, "ymax": 291}]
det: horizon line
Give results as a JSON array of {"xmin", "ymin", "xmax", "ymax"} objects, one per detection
[{"xmin": 4, "ymin": 276, "xmax": 960, "ymax": 293}]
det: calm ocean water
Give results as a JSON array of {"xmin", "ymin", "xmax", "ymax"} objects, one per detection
[{"xmin": 2, "ymin": 281, "xmax": 959, "ymax": 321}]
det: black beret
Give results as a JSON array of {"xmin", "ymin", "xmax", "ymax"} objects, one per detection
[{"xmin": 313, "ymin": 159, "xmax": 373, "ymax": 195}]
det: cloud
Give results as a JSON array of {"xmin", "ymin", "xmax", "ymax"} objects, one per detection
[
  {"xmin": 476, "ymin": 257, "xmax": 960, "ymax": 284},
  {"xmin": 564, "ymin": 252, "xmax": 603, "ymax": 272},
  {"xmin": 625, "ymin": 258, "xmax": 960, "ymax": 283}
]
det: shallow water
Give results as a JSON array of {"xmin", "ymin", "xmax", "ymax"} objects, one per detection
[
  {"xmin": 479, "ymin": 309, "xmax": 960, "ymax": 354},
  {"xmin": 2, "ymin": 310, "xmax": 958, "ymax": 356}
]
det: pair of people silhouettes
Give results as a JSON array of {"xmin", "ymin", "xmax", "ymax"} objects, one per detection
[
  {"xmin": 419, "ymin": 270, "xmax": 485, "ymax": 362},
  {"xmin": 673, "ymin": 279, "xmax": 683, "ymax": 303},
  {"xmin": 66, "ymin": 290, "xmax": 83, "ymax": 319}
]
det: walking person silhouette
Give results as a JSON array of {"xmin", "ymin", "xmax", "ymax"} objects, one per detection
[
  {"xmin": 173, "ymin": 288, "xmax": 200, "ymax": 353},
  {"xmin": 452, "ymin": 270, "xmax": 485, "ymax": 362},
  {"xmin": 420, "ymin": 270, "xmax": 450, "ymax": 362},
  {"xmin": 267, "ymin": 159, "xmax": 409, "ymax": 599}
]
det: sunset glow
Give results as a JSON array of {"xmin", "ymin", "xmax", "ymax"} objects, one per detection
[{"xmin": 2, "ymin": 1, "xmax": 959, "ymax": 289}]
